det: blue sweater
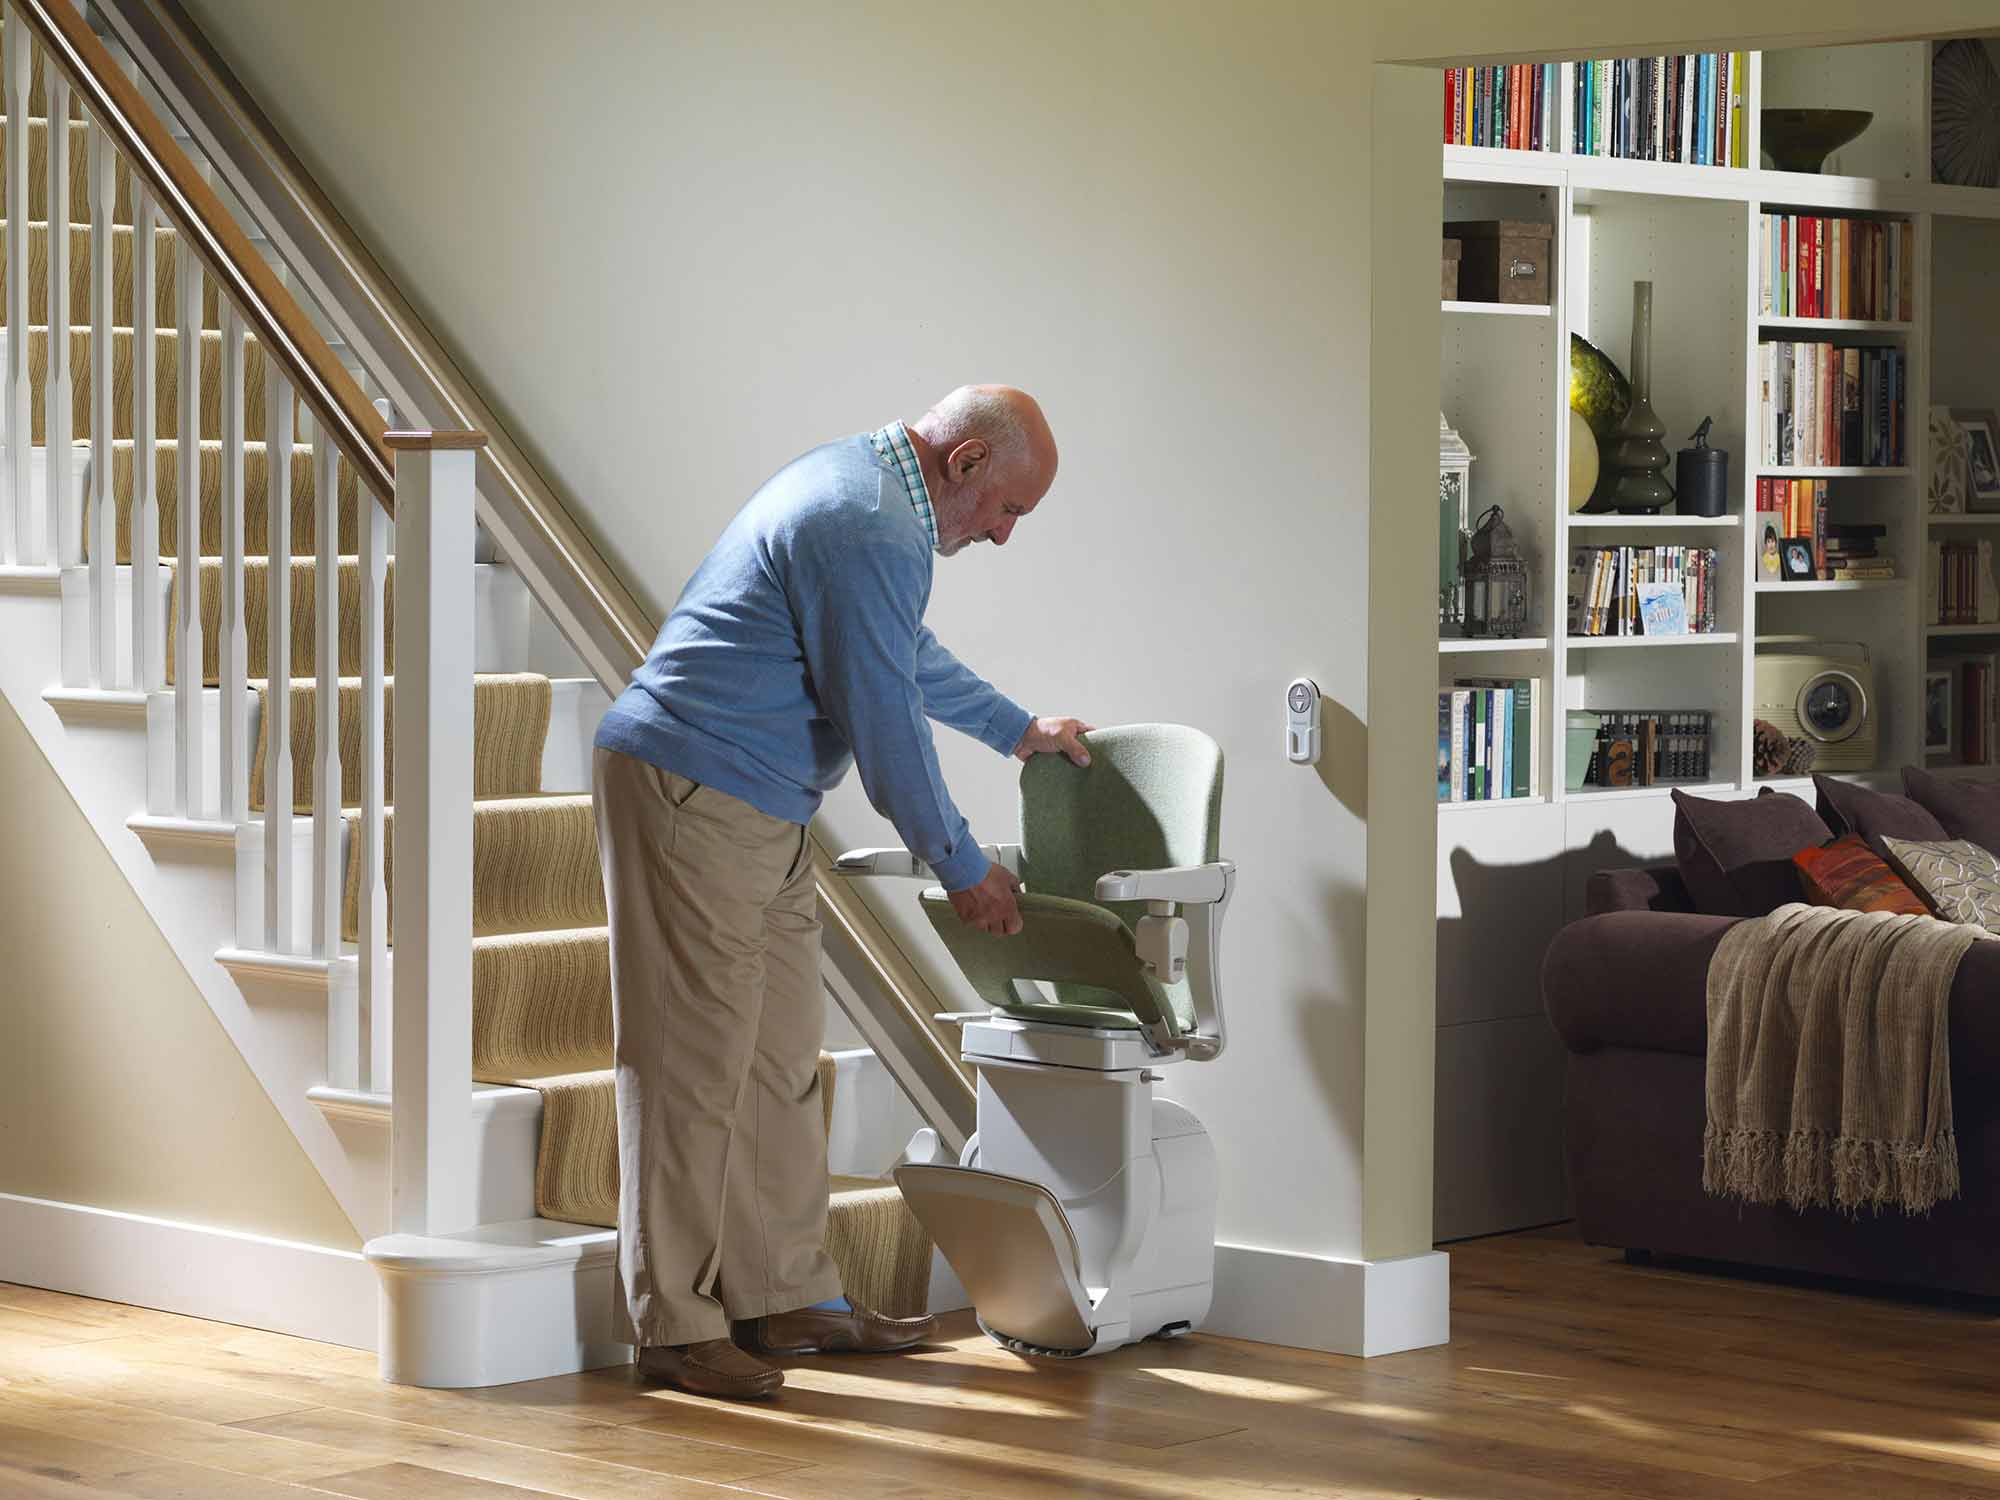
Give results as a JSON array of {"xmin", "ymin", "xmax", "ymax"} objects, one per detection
[{"xmin": 595, "ymin": 434, "xmax": 1032, "ymax": 892}]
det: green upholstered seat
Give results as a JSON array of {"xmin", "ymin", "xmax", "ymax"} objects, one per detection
[{"xmin": 920, "ymin": 723, "xmax": 1224, "ymax": 1037}]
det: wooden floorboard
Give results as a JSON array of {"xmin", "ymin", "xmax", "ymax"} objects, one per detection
[{"xmin": 6, "ymin": 1227, "xmax": 2000, "ymax": 1497}]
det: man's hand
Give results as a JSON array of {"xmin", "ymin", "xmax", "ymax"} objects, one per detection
[
  {"xmin": 948, "ymin": 863, "xmax": 1024, "ymax": 936},
  {"xmin": 1015, "ymin": 716, "xmax": 1095, "ymax": 766}
]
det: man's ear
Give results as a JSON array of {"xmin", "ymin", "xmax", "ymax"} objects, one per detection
[{"xmin": 945, "ymin": 438, "xmax": 990, "ymax": 482}]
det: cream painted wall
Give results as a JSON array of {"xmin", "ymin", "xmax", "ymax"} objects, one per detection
[
  {"xmin": 172, "ymin": 0, "xmax": 1997, "ymax": 1269},
  {"xmin": 0, "ymin": 696, "xmax": 359, "ymax": 1249}
]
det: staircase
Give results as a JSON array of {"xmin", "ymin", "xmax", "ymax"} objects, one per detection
[{"xmin": 0, "ymin": 0, "xmax": 934, "ymax": 1388}]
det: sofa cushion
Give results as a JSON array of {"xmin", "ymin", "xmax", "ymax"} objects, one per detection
[
  {"xmin": 1813, "ymin": 773, "xmax": 1948, "ymax": 848},
  {"xmin": 1903, "ymin": 767, "xmax": 2000, "ymax": 855},
  {"xmin": 1671, "ymin": 788, "xmax": 1832, "ymax": 917},
  {"xmin": 1881, "ymin": 836, "xmax": 2000, "ymax": 933},
  {"xmin": 1793, "ymin": 834, "xmax": 1928, "ymax": 915}
]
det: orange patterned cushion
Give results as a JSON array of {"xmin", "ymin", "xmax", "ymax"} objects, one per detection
[{"xmin": 1793, "ymin": 834, "xmax": 1928, "ymax": 915}]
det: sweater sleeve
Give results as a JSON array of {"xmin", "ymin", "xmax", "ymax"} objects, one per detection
[
  {"xmin": 796, "ymin": 537, "xmax": 991, "ymax": 892},
  {"xmin": 913, "ymin": 627, "xmax": 1033, "ymax": 757}
]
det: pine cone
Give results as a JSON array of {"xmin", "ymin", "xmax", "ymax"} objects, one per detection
[{"xmin": 1752, "ymin": 718, "xmax": 1789, "ymax": 778}]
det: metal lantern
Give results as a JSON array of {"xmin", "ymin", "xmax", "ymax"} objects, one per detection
[
  {"xmin": 1463, "ymin": 505, "xmax": 1530, "ymax": 638},
  {"xmin": 1439, "ymin": 413, "xmax": 1475, "ymax": 632}
]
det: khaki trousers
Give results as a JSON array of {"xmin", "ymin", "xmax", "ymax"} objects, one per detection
[{"xmin": 592, "ymin": 747, "xmax": 843, "ymax": 1346}]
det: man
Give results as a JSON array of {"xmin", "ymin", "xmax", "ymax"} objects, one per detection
[{"xmin": 592, "ymin": 385, "xmax": 1091, "ymax": 1400}]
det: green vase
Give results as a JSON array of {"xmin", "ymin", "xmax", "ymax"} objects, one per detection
[{"xmin": 1608, "ymin": 282, "xmax": 1675, "ymax": 513}]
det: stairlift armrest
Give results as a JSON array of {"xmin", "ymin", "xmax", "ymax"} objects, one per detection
[
  {"xmin": 1095, "ymin": 862, "xmax": 1237, "ymax": 1061},
  {"xmin": 1093, "ymin": 863, "xmax": 1231, "ymax": 904},
  {"xmin": 834, "ymin": 844, "xmax": 1021, "ymax": 878}
]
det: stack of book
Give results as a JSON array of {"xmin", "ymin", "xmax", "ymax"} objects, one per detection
[
  {"xmin": 1444, "ymin": 64, "xmax": 1562, "ymax": 151},
  {"xmin": 1937, "ymin": 653, "xmax": 1996, "ymax": 765},
  {"xmin": 1571, "ymin": 54, "xmax": 1746, "ymax": 166},
  {"xmin": 1758, "ymin": 214, "xmax": 1913, "ymax": 322},
  {"xmin": 1757, "ymin": 342, "xmax": 1905, "ymax": 467},
  {"xmin": 1567, "ymin": 546, "xmax": 1720, "ymax": 637},
  {"xmin": 1930, "ymin": 539, "xmax": 1998, "ymax": 624},
  {"xmin": 1437, "ymin": 677, "xmax": 1541, "ymax": 803},
  {"xmin": 1755, "ymin": 477, "xmax": 1828, "ymax": 572},
  {"xmin": 1581, "ymin": 710, "xmax": 1714, "ymax": 788},
  {"xmin": 1822, "ymin": 524, "xmax": 1893, "ymax": 580}
]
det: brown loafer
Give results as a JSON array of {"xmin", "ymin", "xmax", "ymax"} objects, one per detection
[
  {"xmin": 635, "ymin": 1338, "xmax": 784, "ymax": 1399},
  {"xmin": 734, "ymin": 1303, "xmax": 938, "ymax": 1355}
]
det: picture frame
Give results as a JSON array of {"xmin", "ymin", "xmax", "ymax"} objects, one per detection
[
  {"xmin": 1926, "ymin": 669, "xmax": 1955, "ymax": 755},
  {"xmin": 1781, "ymin": 536, "xmax": 1817, "ymax": 581},
  {"xmin": 1759, "ymin": 522, "xmax": 1782, "ymax": 580},
  {"xmin": 1958, "ymin": 409, "xmax": 2000, "ymax": 512},
  {"xmin": 1930, "ymin": 406, "xmax": 1969, "ymax": 514}
]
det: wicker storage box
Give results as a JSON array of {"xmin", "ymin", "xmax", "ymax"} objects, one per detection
[
  {"xmin": 1442, "ymin": 237, "xmax": 1462, "ymax": 299},
  {"xmin": 1444, "ymin": 219, "xmax": 1553, "ymax": 305}
]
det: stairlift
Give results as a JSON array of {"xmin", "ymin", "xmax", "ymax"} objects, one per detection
[{"xmin": 836, "ymin": 723, "xmax": 1233, "ymax": 1357}]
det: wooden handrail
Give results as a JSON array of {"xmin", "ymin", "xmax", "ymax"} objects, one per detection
[{"xmin": 14, "ymin": 0, "xmax": 394, "ymax": 509}]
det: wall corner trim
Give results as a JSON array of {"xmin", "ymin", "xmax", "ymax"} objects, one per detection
[
  {"xmin": 1208, "ymin": 1243, "xmax": 1450, "ymax": 1357},
  {"xmin": 0, "ymin": 1190, "xmax": 375, "ymax": 1348}
]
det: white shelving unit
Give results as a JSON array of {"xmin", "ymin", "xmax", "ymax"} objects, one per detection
[
  {"xmin": 1432, "ymin": 36, "xmax": 2000, "ymax": 1245},
  {"xmin": 1443, "ymin": 299, "xmax": 1553, "ymax": 318}
]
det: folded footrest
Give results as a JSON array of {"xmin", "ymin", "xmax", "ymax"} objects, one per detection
[{"xmin": 891, "ymin": 1162, "xmax": 1096, "ymax": 1355}]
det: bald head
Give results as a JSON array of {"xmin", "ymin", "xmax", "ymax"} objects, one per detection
[{"xmin": 910, "ymin": 385, "xmax": 1058, "ymax": 555}]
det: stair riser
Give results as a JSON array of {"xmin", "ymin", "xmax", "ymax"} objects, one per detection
[
  {"xmin": 87, "ymin": 439, "xmax": 364, "ymax": 564},
  {"xmin": 84, "ymin": 557, "xmax": 527, "ymax": 699},
  {"xmin": 345, "ymin": 797, "xmax": 605, "ymax": 945},
  {"xmin": 470, "ymin": 929, "xmax": 612, "ymax": 1080},
  {"xmin": 165, "ymin": 556, "xmax": 390, "ymax": 687},
  {"xmin": 0, "ymin": 115, "xmax": 137, "ymax": 226},
  {"xmin": 18, "ymin": 322, "xmax": 295, "ymax": 445},
  {"xmin": 0, "ymin": 219, "xmax": 222, "ymax": 331},
  {"xmin": 249, "ymin": 673, "xmax": 551, "ymax": 814}
]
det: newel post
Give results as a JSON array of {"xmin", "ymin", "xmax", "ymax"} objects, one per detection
[{"xmin": 385, "ymin": 430, "xmax": 486, "ymax": 1236}]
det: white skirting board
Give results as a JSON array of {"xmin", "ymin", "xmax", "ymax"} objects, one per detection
[
  {"xmin": 1206, "ymin": 1243, "xmax": 1450, "ymax": 1357},
  {"xmin": 0, "ymin": 1191, "xmax": 376, "ymax": 1349}
]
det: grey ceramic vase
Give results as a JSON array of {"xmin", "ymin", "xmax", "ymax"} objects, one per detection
[{"xmin": 1608, "ymin": 282, "xmax": 1675, "ymax": 513}]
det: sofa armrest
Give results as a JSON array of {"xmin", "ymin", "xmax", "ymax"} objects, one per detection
[
  {"xmin": 1543, "ymin": 911, "xmax": 1737, "ymax": 1058},
  {"xmin": 1586, "ymin": 864, "xmax": 1695, "ymax": 915}
]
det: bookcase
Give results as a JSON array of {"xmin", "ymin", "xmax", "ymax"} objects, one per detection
[{"xmin": 1432, "ymin": 39, "xmax": 2000, "ymax": 1242}]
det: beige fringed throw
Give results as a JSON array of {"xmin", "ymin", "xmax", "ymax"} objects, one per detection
[{"xmin": 1705, "ymin": 902, "xmax": 1987, "ymax": 1215}]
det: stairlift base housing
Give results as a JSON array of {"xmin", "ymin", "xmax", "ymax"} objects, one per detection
[
  {"xmin": 842, "ymin": 722, "xmax": 1233, "ymax": 1360},
  {"xmin": 895, "ymin": 1017, "xmax": 1218, "ymax": 1357}
]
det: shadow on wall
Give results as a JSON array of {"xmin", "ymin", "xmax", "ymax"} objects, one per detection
[
  {"xmin": 1314, "ymin": 695, "xmax": 1366, "ymax": 820},
  {"xmin": 1290, "ymin": 876, "xmax": 1367, "ymax": 1219},
  {"xmin": 1431, "ymin": 830, "xmax": 1650, "ymax": 1241}
]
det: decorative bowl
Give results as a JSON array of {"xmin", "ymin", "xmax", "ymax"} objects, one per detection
[{"xmin": 1761, "ymin": 108, "xmax": 1874, "ymax": 174}]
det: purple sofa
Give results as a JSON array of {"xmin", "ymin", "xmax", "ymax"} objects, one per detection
[{"xmin": 1543, "ymin": 860, "xmax": 2000, "ymax": 1296}]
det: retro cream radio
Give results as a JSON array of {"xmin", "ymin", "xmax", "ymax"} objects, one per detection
[{"xmin": 1754, "ymin": 642, "xmax": 1876, "ymax": 772}]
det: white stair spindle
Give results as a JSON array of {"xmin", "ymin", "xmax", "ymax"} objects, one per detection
[
  {"xmin": 131, "ymin": 191, "xmax": 161, "ymax": 690},
  {"xmin": 218, "ymin": 302, "xmax": 247, "ymax": 822},
  {"xmin": 313, "ymin": 436, "xmax": 353, "ymax": 1089},
  {"xmin": 87, "ymin": 123, "xmax": 113, "ymax": 685},
  {"xmin": 46, "ymin": 67, "xmax": 71, "ymax": 569},
  {"xmin": 359, "ymin": 487, "xmax": 389, "ymax": 1094},
  {"xmin": 263, "ymin": 369, "xmax": 293, "ymax": 951},
  {"xmin": 173, "ymin": 250, "xmax": 205, "ymax": 816},
  {"xmin": 2, "ymin": 11, "xmax": 28, "ymax": 564},
  {"xmin": 387, "ymin": 431, "xmax": 481, "ymax": 1237}
]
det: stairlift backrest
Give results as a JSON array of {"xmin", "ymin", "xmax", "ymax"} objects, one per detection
[{"xmin": 1015, "ymin": 723, "xmax": 1223, "ymax": 1033}]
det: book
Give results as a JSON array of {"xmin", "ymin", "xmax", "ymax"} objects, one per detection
[{"xmin": 1638, "ymin": 580, "xmax": 1688, "ymax": 636}]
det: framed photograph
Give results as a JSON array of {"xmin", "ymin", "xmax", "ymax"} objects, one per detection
[
  {"xmin": 1781, "ymin": 536, "xmax": 1817, "ymax": 581},
  {"xmin": 1926, "ymin": 669, "xmax": 1955, "ymax": 755},
  {"xmin": 1957, "ymin": 409, "xmax": 2000, "ymax": 511},
  {"xmin": 1759, "ymin": 522, "xmax": 1783, "ymax": 580}
]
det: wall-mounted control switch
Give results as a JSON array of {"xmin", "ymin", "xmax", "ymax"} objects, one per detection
[{"xmin": 1286, "ymin": 677, "xmax": 1321, "ymax": 765}]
